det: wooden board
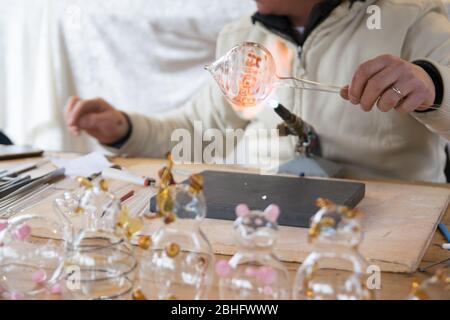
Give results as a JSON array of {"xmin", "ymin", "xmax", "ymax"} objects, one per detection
[{"xmin": 126, "ymin": 163, "xmax": 450, "ymax": 274}]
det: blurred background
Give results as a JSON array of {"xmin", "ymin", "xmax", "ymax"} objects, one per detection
[
  {"xmin": 0, "ymin": 1, "xmax": 449, "ymax": 153},
  {"xmin": 0, "ymin": 0, "xmax": 255, "ymax": 152}
]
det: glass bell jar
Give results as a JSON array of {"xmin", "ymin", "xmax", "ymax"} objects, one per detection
[
  {"xmin": 292, "ymin": 199, "xmax": 374, "ymax": 300},
  {"xmin": 409, "ymin": 269, "xmax": 450, "ymax": 300},
  {"xmin": 0, "ymin": 214, "xmax": 66, "ymax": 300},
  {"xmin": 215, "ymin": 204, "xmax": 290, "ymax": 300},
  {"xmin": 54, "ymin": 178, "xmax": 138, "ymax": 300},
  {"xmin": 139, "ymin": 167, "xmax": 214, "ymax": 300}
]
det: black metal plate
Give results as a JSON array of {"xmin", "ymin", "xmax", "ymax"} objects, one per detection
[{"xmin": 150, "ymin": 170, "xmax": 365, "ymax": 228}]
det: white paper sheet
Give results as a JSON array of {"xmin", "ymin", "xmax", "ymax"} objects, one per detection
[{"xmin": 51, "ymin": 152, "xmax": 112, "ymax": 177}]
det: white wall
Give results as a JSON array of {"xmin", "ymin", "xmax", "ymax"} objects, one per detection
[{"xmin": 0, "ymin": 0, "xmax": 256, "ymax": 152}]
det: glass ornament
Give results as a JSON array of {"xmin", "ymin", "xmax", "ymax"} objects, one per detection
[
  {"xmin": 139, "ymin": 157, "xmax": 214, "ymax": 300},
  {"xmin": 215, "ymin": 204, "xmax": 290, "ymax": 300},
  {"xmin": 409, "ymin": 269, "xmax": 450, "ymax": 300},
  {"xmin": 54, "ymin": 178, "xmax": 139, "ymax": 300},
  {"xmin": 293, "ymin": 198, "xmax": 373, "ymax": 300},
  {"xmin": 0, "ymin": 214, "xmax": 65, "ymax": 300},
  {"xmin": 205, "ymin": 42, "xmax": 341, "ymax": 110}
]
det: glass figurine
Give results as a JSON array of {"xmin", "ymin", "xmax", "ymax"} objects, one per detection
[
  {"xmin": 54, "ymin": 178, "xmax": 139, "ymax": 300},
  {"xmin": 139, "ymin": 156, "xmax": 214, "ymax": 300},
  {"xmin": 215, "ymin": 204, "xmax": 290, "ymax": 300},
  {"xmin": 409, "ymin": 269, "xmax": 450, "ymax": 300},
  {"xmin": 293, "ymin": 198, "xmax": 373, "ymax": 300},
  {"xmin": 0, "ymin": 214, "xmax": 65, "ymax": 300},
  {"xmin": 205, "ymin": 42, "xmax": 341, "ymax": 110}
]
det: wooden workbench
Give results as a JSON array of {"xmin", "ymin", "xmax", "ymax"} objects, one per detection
[
  {"xmin": 1, "ymin": 154, "xmax": 449, "ymax": 300},
  {"xmin": 111, "ymin": 157, "xmax": 450, "ymax": 300}
]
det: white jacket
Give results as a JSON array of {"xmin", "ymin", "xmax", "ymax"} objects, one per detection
[{"xmin": 109, "ymin": 0, "xmax": 450, "ymax": 182}]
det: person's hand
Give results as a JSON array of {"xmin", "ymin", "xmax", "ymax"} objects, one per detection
[
  {"xmin": 341, "ymin": 55, "xmax": 436, "ymax": 114},
  {"xmin": 64, "ymin": 96, "xmax": 130, "ymax": 145}
]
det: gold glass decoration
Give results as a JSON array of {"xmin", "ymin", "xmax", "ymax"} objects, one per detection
[
  {"xmin": 409, "ymin": 269, "xmax": 450, "ymax": 300},
  {"xmin": 293, "ymin": 199, "xmax": 374, "ymax": 300},
  {"xmin": 139, "ymin": 156, "xmax": 214, "ymax": 300}
]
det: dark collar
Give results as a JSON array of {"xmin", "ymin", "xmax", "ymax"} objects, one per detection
[
  {"xmin": 0, "ymin": 131, "xmax": 13, "ymax": 146},
  {"xmin": 252, "ymin": 0, "xmax": 366, "ymax": 46}
]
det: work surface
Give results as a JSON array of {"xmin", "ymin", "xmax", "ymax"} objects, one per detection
[
  {"xmin": 1, "ymin": 154, "xmax": 450, "ymax": 300},
  {"xmin": 128, "ymin": 162, "xmax": 448, "ymax": 274}
]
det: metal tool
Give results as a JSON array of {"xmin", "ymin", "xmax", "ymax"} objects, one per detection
[
  {"xmin": 0, "ymin": 168, "xmax": 65, "ymax": 218},
  {"xmin": 419, "ymin": 257, "xmax": 450, "ymax": 273},
  {"xmin": 0, "ymin": 160, "xmax": 49, "ymax": 180},
  {"xmin": 272, "ymin": 101, "xmax": 344, "ymax": 178}
]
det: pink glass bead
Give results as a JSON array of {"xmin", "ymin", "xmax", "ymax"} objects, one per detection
[
  {"xmin": 11, "ymin": 292, "xmax": 25, "ymax": 300},
  {"xmin": 235, "ymin": 204, "xmax": 250, "ymax": 218},
  {"xmin": 215, "ymin": 260, "xmax": 231, "ymax": 278},
  {"xmin": 245, "ymin": 266, "xmax": 258, "ymax": 277},
  {"xmin": 50, "ymin": 283, "xmax": 62, "ymax": 295},
  {"xmin": 12, "ymin": 224, "xmax": 31, "ymax": 241},
  {"xmin": 0, "ymin": 221, "xmax": 8, "ymax": 231},
  {"xmin": 254, "ymin": 218, "xmax": 263, "ymax": 226},
  {"xmin": 256, "ymin": 266, "xmax": 277, "ymax": 285},
  {"xmin": 264, "ymin": 204, "xmax": 280, "ymax": 222},
  {"xmin": 32, "ymin": 269, "xmax": 47, "ymax": 285}
]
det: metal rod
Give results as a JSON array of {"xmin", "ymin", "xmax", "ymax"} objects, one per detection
[{"xmin": 419, "ymin": 257, "xmax": 450, "ymax": 273}]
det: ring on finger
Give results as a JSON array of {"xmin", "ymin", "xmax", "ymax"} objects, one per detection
[
  {"xmin": 377, "ymin": 87, "xmax": 405, "ymax": 110},
  {"xmin": 391, "ymin": 86, "xmax": 404, "ymax": 99}
]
